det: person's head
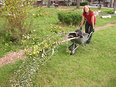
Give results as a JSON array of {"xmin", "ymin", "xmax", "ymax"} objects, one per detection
[{"xmin": 83, "ymin": 5, "xmax": 92, "ymax": 14}]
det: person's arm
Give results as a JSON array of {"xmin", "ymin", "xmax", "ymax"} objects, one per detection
[
  {"xmin": 80, "ymin": 15, "xmax": 85, "ymax": 28},
  {"xmin": 91, "ymin": 15, "xmax": 95, "ymax": 29}
]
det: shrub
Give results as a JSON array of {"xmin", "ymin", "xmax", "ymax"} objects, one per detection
[
  {"xmin": 58, "ymin": 11, "xmax": 82, "ymax": 26},
  {"xmin": 1, "ymin": 0, "xmax": 33, "ymax": 42},
  {"xmin": 71, "ymin": 1, "xmax": 88, "ymax": 6},
  {"xmin": 80, "ymin": 1, "xmax": 89, "ymax": 6},
  {"xmin": 71, "ymin": 2, "xmax": 77, "ymax": 6},
  {"xmin": 105, "ymin": 10, "xmax": 115, "ymax": 14},
  {"xmin": 102, "ymin": 9, "xmax": 115, "ymax": 14}
]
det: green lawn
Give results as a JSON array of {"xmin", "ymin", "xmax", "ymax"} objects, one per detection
[
  {"xmin": 0, "ymin": 7, "xmax": 116, "ymax": 87},
  {"xmin": 0, "ymin": 60, "xmax": 23, "ymax": 87},
  {"xmin": 0, "ymin": 7, "xmax": 116, "ymax": 57},
  {"xmin": 33, "ymin": 25, "xmax": 116, "ymax": 87}
]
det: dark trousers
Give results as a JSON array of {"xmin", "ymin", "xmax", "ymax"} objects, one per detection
[{"xmin": 85, "ymin": 21, "xmax": 94, "ymax": 43}]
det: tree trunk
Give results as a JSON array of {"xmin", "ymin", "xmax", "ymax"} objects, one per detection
[
  {"xmin": 110, "ymin": 0, "xmax": 112, "ymax": 7},
  {"xmin": 98, "ymin": 0, "xmax": 101, "ymax": 9},
  {"xmin": 64, "ymin": 0, "xmax": 66, "ymax": 6},
  {"xmin": 103, "ymin": 0, "xmax": 105, "ymax": 7},
  {"xmin": 47, "ymin": 0, "xmax": 51, "ymax": 7},
  {"xmin": 89, "ymin": 0, "xmax": 91, "ymax": 4},
  {"xmin": 42, "ymin": 0, "xmax": 43, "ymax": 5},
  {"xmin": 76, "ymin": 0, "xmax": 80, "ymax": 8},
  {"xmin": 114, "ymin": 0, "xmax": 116, "ymax": 10},
  {"xmin": 68, "ymin": 0, "xmax": 70, "ymax": 6}
]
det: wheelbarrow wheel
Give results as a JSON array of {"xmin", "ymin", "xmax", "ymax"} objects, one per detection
[
  {"xmin": 70, "ymin": 49, "xmax": 76, "ymax": 55},
  {"xmin": 69, "ymin": 43, "xmax": 77, "ymax": 55}
]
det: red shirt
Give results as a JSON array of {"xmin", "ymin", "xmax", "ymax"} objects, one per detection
[{"xmin": 83, "ymin": 12, "xmax": 96, "ymax": 23}]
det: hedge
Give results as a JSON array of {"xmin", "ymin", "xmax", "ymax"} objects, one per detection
[{"xmin": 58, "ymin": 11, "xmax": 82, "ymax": 25}]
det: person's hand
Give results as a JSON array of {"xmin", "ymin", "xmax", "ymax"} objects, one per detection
[
  {"xmin": 92, "ymin": 26, "xmax": 95, "ymax": 32},
  {"xmin": 92, "ymin": 29, "xmax": 95, "ymax": 32},
  {"xmin": 80, "ymin": 27, "xmax": 82, "ymax": 30}
]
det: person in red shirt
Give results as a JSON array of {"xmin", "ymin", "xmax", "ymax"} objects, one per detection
[{"xmin": 80, "ymin": 5, "xmax": 96, "ymax": 44}]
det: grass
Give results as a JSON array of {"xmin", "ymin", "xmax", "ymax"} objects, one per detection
[
  {"xmin": 96, "ymin": 16, "xmax": 116, "ymax": 27},
  {"xmin": 0, "ymin": 60, "xmax": 23, "ymax": 87},
  {"xmin": 0, "ymin": 42, "xmax": 25, "ymax": 58},
  {"xmin": 0, "ymin": 17, "xmax": 25, "ymax": 58},
  {"xmin": 0, "ymin": 7, "xmax": 116, "ymax": 57},
  {"xmin": 0, "ymin": 7, "xmax": 116, "ymax": 87},
  {"xmin": 33, "ymin": 25, "xmax": 116, "ymax": 87}
]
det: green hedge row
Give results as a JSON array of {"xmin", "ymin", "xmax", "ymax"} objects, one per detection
[
  {"xmin": 80, "ymin": 1, "xmax": 89, "ymax": 6},
  {"xmin": 104, "ymin": 10, "xmax": 115, "ymax": 14},
  {"xmin": 58, "ymin": 11, "xmax": 82, "ymax": 25},
  {"xmin": 72, "ymin": 1, "xmax": 89, "ymax": 6}
]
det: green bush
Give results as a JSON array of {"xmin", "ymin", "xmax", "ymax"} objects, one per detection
[
  {"xmin": 58, "ymin": 11, "xmax": 82, "ymax": 25},
  {"xmin": 80, "ymin": 1, "xmax": 89, "ymax": 6},
  {"xmin": 71, "ymin": 1, "xmax": 88, "ymax": 6},
  {"xmin": 1, "ymin": 0, "xmax": 33, "ymax": 42},
  {"xmin": 71, "ymin": 2, "xmax": 77, "ymax": 6},
  {"xmin": 102, "ymin": 10, "xmax": 115, "ymax": 14},
  {"xmin": 106, "ymin": 10, "xmax": 115, "ymax": 14}
]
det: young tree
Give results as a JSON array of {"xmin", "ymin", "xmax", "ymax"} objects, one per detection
[{"xmin": 3, "ymin": 0, "xmax": 33, "ymax": 42}]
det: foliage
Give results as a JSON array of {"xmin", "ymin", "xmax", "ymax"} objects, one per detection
[
  {"xmin": 11, "ymin": 23, "xmax": 68, "ymax": 87},
  {"xmin": 101, "ymin": 9, "xmax": 115, "ymax": 14},
  {"xmin": 1, "ymin": 0, "xmax": 34, "ymax": 42},
  {"xmin": 71, "ymin": 2, "xmax": 77, "ymax": 6},
  {"xmin": 11, "ymin": 33, "xmax": 67, "ymax": 87},
  {"xmin": 0, "ymin": 7, "xmax": 116, "ymax": 87},
  {"xmin": 58, "ymin": 11, "xmax": 82, "ymax": 26},
  {"xmin": 32, "ymin": 7, "xmax": 49, "ymax": 18},
  {"xmin": 71, "ymin": 1, "xmax": 88, "ymax": 6},
  {"xmin": 33, "ymin": 26, "xmax": 116, "ymax": 87},
  {"xmin": 104, "ymin": 10, "xmax": 115, "ymax": 14},
  {"xmin": 80, "ymin": 1, "xmax": 89, "ymax": 6}
]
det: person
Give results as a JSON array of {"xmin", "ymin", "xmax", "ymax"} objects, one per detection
[{"xmin": 80, "ymin": 5, "xmax": 96, "ymax": 44}]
